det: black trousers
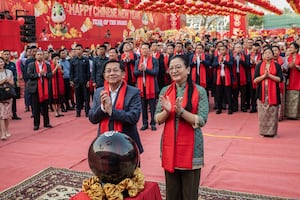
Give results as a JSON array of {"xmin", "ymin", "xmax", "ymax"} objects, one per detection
[
  {"xmin": 216, "ymin": 77, "xmax": 232, "ymax": 111},
  {"xmin": 141, "ymin": 97, "xmax": 156, "ymax": 126},
  {"xmin": 63, "ymin": 78, "xmax": 71, "ymax": 108},
  {"xmin": 12, "ymin": 97, "xmax": 17, "ymax": 116},
  {"xmin": 74, "ymin": 83, "xmax": 90, "ymax": 114},
  {"xmin": 250, "ymin": 82, "xmax": 257, "ymax": 110},
  {"xmin": 31, "ymin": 93, "xmax": 50, "ymax": 127},
  {"xmin": 232, "ymin": 76, "xmax": 247, "ymax": 111},
  {"xmin": 165, "ymin": 169, "xmax": 201, "ymax": 200}
]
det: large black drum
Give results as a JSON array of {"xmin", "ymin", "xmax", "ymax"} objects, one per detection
[{"xmin": 88, "ymin": 131, "xmax": 140, "ymax": 184}]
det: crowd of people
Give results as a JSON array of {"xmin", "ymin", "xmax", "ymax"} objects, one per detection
[
  {"xmin": 0, "ymin": 33, "xmax": 299, "ymax": 200},
  {"xmin": 0, "ymin": 34, "xmax": 300, "ymax": 140}
]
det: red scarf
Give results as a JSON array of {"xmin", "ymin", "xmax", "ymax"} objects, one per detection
[
  {"xmin": 137, "ymin": 57, "xmax": 156, "ymax": 99},
  {"xmin": 51, "ymin": 63, "xmax": 65, "ymax": 99},
  {"xmin": 121, "ymin": 51, "xmax": 136, "ymax": 84},
  {"xmin": 153, "ymin": 52, "xmax": 161, "ymax": 60},
  {"xmin": 260, "ymin": 60, "xmax": 278, "ymax": 105},
  {"xmin": 35, "ymin": 62, "xmax": 49, "ymax": 102},
  {"xmin": 232, "ymin": 53, "xmax": 247, "ymax": 87},
  {"xmin": 250, "ymin": 52, "xmax": 262, "ymax": 89},
  {"xmin": 99, "ymin": 81, "xmax": 127, "ymax": 133},
  {"xmin": 287, "ymin": 54, "xmax": 300, "ymax": 90},
  {"xmin": 216, "ymin": 54, "xmax": 231, "ymax": 86},
  {"xmin": 191, "ymin": 53, "xmax": 207, "ymax": 88},
  {"xmin": 162, "ymin": 82, "xmax": 199, "ymax": 172}
]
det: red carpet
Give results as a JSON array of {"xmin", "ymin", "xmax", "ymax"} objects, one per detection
[{"xmin": 0, "ymin": 98, "xmax": 299, "ymax": 199}]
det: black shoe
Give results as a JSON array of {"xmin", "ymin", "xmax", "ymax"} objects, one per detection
[
  {"xmin": 76, "ymin": 111, "xmax": 81, "ymax": 117},
  {"xmin": 44, "ymin": 124, "xmax": 53, "ymax": 128},
  {"xmin": 151, "ymin": 126, "xmax": 157, "ymax": 131},
  {"xmin": 140, "ymin": 125, "xmax": 148, "ymax": 131},
  {"xmin": 33, "ymin": 126, "xmax": 39, "ymax": 131},
  {"xmin": 241, "ymin": 108, "xmax": 248, "ymax": 112},
  {"xmin": 12, "ymin": 116, "xmax": 21, "ymax": 120},
  {"xmin": 85, "ymin": 113, "xmax": 88, "ymax": 117},
  {"xmin": 216, "ymin": 110, "xmax": 222, "ymax": 114},
  {"xmin": 249, "ymin": 109, "xmax": 257, "ymax": 113},
  {"xmin": 30, "ymin": 115, "xmax": 34, "ymax": 118},
  {"xmin": 228, "ymin": 110, "xmax": 233, "ymax": 115},
  {"xmin": 61, "ymin": 108, "xmax": 67, "ymax": 112}
]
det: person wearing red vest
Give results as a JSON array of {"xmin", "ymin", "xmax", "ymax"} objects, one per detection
[
  {"xmin": 27, "ymin": 49, "xmax": 53, "ymax": 131},
  {"xmin": 285, "ymin": 42, "xmax": 300, "ymax": 119},
  {"xmin": 88, "ymin": 60, "xmax": 143, "ymax": 154},
  {"xmin": 232, "ymin": 42, "xmax": 249, "ymax": 112},
  {"xmin": 134, "ymin": 43, "xmax": 159, "ymax": 131},
  {"xmin": 212, "ymin": 45, "xmax": 234, "ymax": 114},
  {"xmin": 155, "ymin": 55, "xmax": 209, "ymax": 200},
  {"xmin": 249, "ymin": 43, "xmax": 262, "ymax": 113},
  {"xmin": 254, "ymin": 47, "xmax": 283, "ymax": 137}
]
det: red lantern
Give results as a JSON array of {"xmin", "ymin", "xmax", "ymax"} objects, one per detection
[{"xmin": 17, "ymin": 17, "xmax": 25, "ymax": 25}]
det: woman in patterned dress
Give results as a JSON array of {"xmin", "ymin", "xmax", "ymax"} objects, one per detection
[
  {"xmin": 0, "ymin": 57, "xmax": 14, "ymax": 140},
  {"xmin": 285, "ymin": 42, "xmax": 300, "ymax": 119},
  {"xmin": 253, "ymin": 47, "xmax": 283, "ymax": 137}
]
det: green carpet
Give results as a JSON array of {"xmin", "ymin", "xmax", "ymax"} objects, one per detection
[{"xmin": 0, "ymin": 167, "xmax": 294, "ymax": 200}]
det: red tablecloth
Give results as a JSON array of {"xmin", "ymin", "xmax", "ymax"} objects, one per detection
[{"xmin": 70, "ymin": 181, "xmax": 162, "ymax": 200}]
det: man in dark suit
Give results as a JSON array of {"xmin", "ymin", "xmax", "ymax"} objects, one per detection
[
  {"xmin": 70, "ymin": 44, "xmax": 91, "ymax": 117},
  {"xmin": 88, "ymin": 60, "xmax": 143, "ymax": 154},
  {"xmin": 26, "ymin": 49, "xmax": 53, "ymax": 130}
]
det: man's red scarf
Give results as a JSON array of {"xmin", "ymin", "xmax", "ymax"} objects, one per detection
[
  {"xmin": 99, "ymin": 81, "xmax": 127, "ymax": 133},
  {"xmin": 162, "ymin": 82, "xmax": 199, "ymax": 173},
  {"xmin": 260, "ymin": 60, "xmax": 278, "ymax": 105},
  {"xmin": 216, "ymin": 54, "xmax": 231, "ymax": 86},
  {"xmin": 153, "ymin": 52, "xmax": 161, "ymax": 60},
  {"xmin": 250, "ymin": 52, "xmax": 262, "ymax": 89},
  {"xmin": 287, "ymin": 54, "xmax": 300, "ymax": 90},
  {"xmin": 232, "ymin": 53, "xmax": 247, "ymax": 87},
  {"xmin": 51, "ymin": 63, "xmax": 65, "ymax": 99},
  {"xmin": 35, "ymin": 62, "xmax": 49, "ymax": 102},
  {"xmin": 137, "ymin": 57, "xmax": 156, "ymax": 99},
  {"xmin": 121, "ymin": 51, "xmax": 136, "ymax": 84},
  {"xmin": 191, "ymin": 53, "xmax": 207, "ymax": 88}
]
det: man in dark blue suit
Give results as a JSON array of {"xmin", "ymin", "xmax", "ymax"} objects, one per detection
[{"xmin": 88, "ymin": 60, "xmax": 143, "ymax": 154}]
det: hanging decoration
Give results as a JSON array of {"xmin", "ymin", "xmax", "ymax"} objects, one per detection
[{"xmin": 20, "ymin": 0, "xmax": 284, "ymax": 16}]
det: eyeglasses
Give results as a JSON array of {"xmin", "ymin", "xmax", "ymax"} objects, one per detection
[
  {"xmin": 169, "ymin": 64, "xmax": 184, "ymax": 71},
  {"xmin": 104, "ymin": 68, "xmax": 122, "ymax": 74}
]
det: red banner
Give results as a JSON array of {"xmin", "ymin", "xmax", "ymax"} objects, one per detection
[
  {"xmin": 1, "ymin": 0, "xmax": 180, "ymax": 50},
  {"xmin": 229, "ymin": 0, "xmax": 246, "ymax": 38}
]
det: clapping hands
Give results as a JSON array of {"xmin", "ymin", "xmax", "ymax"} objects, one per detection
[{"xmin": 100, "ymin": 90, "xmax": 112, "ymax": 115}]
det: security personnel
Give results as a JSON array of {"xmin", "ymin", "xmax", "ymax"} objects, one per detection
[
  {"xmin": 70, "ymin": 44, "xmax": 91, "ymax": 117},
  {"xmin": 92, "ymin": 45, "xmax": 108, "ymax": 88}
]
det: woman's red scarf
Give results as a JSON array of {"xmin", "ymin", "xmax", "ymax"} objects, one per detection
[
  {"xmin": 99, "ymin": 81, "xmax": 127, "ymax": 133},
  {"xmin": 250, "ymin": 52, "xmax": 262, "ymax": 89},
  {"xmin": 232, "ymin": 53, "xmax": 247, "ymax": 87},
  {"xmin": 260, "ymin": 60, "xmax": 278, "ymax": 105},
  {"xmin": 51, "ymin": 63, "xmax": 65, "ymax": 99},
  {"xmin": 121, "ymin": 52, "xmax": 136, "ymax": 84},
  {"xmin": 216, "ymin": 54, "xmax": 231, "ymax": 86},
  {"xmin": 162, "ymin": 82, "xmax": 199, "ymax": 173},
  {"xmin": 137, "ymin": 57, "xmax": 156, "ymax": 99},
  {"xmin": 35, "ymin": 62, "xmax": 49, "ymax": 102},
  {"xmin": 287, "ymin": 54, "xmax": 300, "ymax": 90},
  {"xmin": 191, "ymin": 53, "xmax": 207, "ymax": 88}
]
